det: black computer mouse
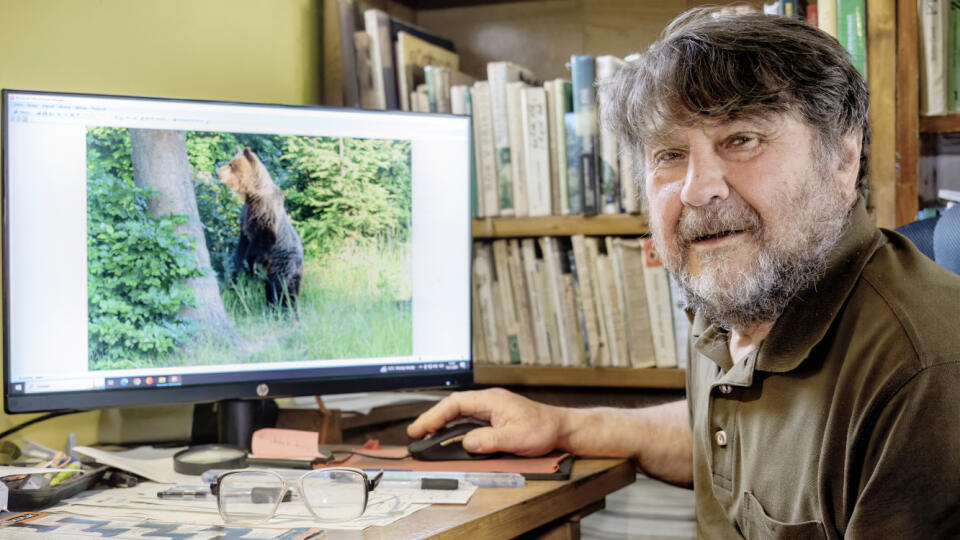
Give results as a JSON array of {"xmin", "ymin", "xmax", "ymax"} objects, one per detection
[{"xmin": 408, "ymin": 421, "xmax": 503, "ymax": 461}]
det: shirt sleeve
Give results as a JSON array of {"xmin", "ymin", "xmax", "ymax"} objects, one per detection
[{"xmin": 845, "ymin": 361, "xmax": 960, "ymax": 538}]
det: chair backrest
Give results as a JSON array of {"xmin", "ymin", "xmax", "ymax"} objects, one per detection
[
  {"xmin": 933, "ymin": 204, "xmax": 960, "ymax": 274},
  {"xmin": 895, "ymin": 216, "xmax": 939, "ymax": 261}
]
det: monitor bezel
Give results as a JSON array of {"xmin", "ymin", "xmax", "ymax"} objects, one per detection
[{"xmin": 2, "ymin": 88, "xmax": 474, "ymax": 414}]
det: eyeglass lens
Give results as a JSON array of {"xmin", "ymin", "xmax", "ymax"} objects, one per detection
[{"xmin": 217, "ymin": 469, "xmax": 367, "ymax": 524}]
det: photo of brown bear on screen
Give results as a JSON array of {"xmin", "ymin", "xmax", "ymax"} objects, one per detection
[
  {"xmin": 216, "ymin": 147, "xmax": 304, "ymax": 308},
  {"xmin": 85, "ymin": 128, "xmax": 413, "ymax": 371}
]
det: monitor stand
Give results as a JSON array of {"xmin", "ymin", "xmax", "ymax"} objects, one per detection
[{"xmin": 192, "ymin": 399, "xmax": 278, "ymax": 450}]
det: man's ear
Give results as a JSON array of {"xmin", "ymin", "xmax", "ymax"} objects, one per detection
[{"xmin": 836, "ymin": 129, "xmax": 862, "ymax": 205}]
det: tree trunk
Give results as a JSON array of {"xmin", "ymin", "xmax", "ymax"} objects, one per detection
[{"xmin": 129, "ymin": 129, "xmax": 237, "ymax": 340}]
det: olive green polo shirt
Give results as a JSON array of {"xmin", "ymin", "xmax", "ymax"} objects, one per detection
[{"xmin": 687, "ymin": 200, "xmax": 960, "ymax": 539}]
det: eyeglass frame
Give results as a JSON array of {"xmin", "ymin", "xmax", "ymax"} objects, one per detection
[{"xmin": 209, "ymin": 467, "xmax": 384, "ymax": 524}]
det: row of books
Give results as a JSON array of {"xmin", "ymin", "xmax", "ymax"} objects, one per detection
[
  {"xmin": 763, "ymin": 1, "xmax": 868, "ymax": 77},
  {"xmin": 336, "ymin": 3, "xmax": 641, "ymax": 218},
  {"xmin": 472, "ymin": 236, "xmax": 689, "ymax": 371},
  {"xmin": 918, "ymin": 0, "xmax": 960, "ymax": 116}
]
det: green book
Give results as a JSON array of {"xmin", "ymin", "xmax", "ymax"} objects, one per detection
[
  {"xmin": 466, "ymin": 88, "xmax": 479, "ymax": 218},
  {"xmin": 837, "ymin": 0, "xmax": 867, "ymax": 77},
  {"xmin": 951, "ymin": 0, "xmax": 960, "ymax": 111}
]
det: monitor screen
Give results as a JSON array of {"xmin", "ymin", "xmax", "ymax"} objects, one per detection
[{"xmin": 2, "ymin": 90, "xmax": 473, "ymax": 414}]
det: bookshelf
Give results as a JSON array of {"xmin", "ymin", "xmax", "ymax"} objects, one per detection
[
  {"xmin": 472, "ymin": 214, "xmax": 647, "ymax": 238},
  {"xmin": 920, "ymin": 115, "xmax": 960, "ymax": 134},
  {"xmin": 474, "ymin": 365, "xmax": 685, "ymax": 389}
]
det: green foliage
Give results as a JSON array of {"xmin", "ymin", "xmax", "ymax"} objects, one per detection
[
  {"xmin": 86, "ymin": 175, "xmax": 204, "ymax": 370},
  {"xmin": 282, "ymin": 137, "xmax": 412, "ymax": 258},
  {"xmin": 87, "ymin": 127, "xmax": 134, "ymax": 183}
]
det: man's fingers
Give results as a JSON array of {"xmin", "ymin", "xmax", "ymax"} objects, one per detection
[
  {"xmin": 462, "ymin": 426, "xmax": 501, "ymax": 453},
  {"xmin": 406, "ymin": 391, "xmax": 491, "ymax": 439}
]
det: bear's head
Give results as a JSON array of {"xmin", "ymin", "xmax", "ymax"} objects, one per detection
[{"xmin": 216, "ymin": 146, "xmax": 265, "ymax": 198}]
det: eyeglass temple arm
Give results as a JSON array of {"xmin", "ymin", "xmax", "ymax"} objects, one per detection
[{"xmin": 367, "ymin": 470, "xmax": 383, "ymax": 491}]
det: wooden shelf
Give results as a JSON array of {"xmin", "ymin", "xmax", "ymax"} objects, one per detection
[
  {"xmin": 472, "ymin": 214, "xmax": 648, "ymax": 238},
  {"xmin": 920, "ymin": 114, "xmax": 960, "ymax": 134},
  {"xmin": 474, "ymin": 365, "xmax": 685, "ymax": 389}
]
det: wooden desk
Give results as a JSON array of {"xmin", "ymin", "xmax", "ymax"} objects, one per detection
[{"xmin": 328, "ymin": 458, "xmax": 635, "ymax": 539}]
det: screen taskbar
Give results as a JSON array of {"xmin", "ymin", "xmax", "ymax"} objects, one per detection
[{"xmin": 7, "ymin": 359, "xmax": 471, "ymax": 395}]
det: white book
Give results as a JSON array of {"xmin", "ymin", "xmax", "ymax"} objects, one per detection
[
  {"xmin": 492, "ymin": 240, "xmax": 521, "ymax": 364},
  {"xmin": 521, "ymin": 239, "xmax": 552, "ymax": 365},
  {"xmin": 620, "ymin": 148, "xmax": 640, "ymax": 214},
  {"xmin": 612, "ymin": 238, "xmax": 656, "ymax": 369},
  {"xmin": 544, "ymin": 82, "xmax": 560, "ymax": 215},
  {"xmin": 818, "ymin": 0, "xmax": 838, "ymax": 38},
  {"xmin": 919, "ymin": 0, "xmax": 949, "ymax": 115},
  {"xmin": 571, "ymin": 235, "xmax": 603, "ymax": 366},
  {"xmin": 363, "ymin": 9, "xmax": 396, "ymax": 110},
  {"xmin": 472, "ymin": 82, "xmax": 499, "ymax": 217},
  {"xmin": 353, "ymin": 32, "xmax": 378, "ymax": 109},
  {"xmin": 473, "ymin": 245, "xmax": 502, "ymax": 364},
  {"xmin": 596, "ymin": 55, "xmax": 626, "ymax": 214},
  {"xmin": 641, "ymin": 239, "xmax": 677, "ymax": 368},
  {"xmin": 506, "ymin": 81, "xmax": 529, "ymax": 216},
  {"xmin": 594, "ymin": 254, "xmax": 621, "ymax": 367},
  {"xmin": 488, "ymin": 61, "xmax": 536, "ymax": 216},
  {"xmin": 507, "ymin": 240, "xmax": 537, "ymax": 365},
  {"xmin": 584, "ymin": 237, "xmax": 610, "ymax": 367},
  {"xmin": 450, "ymin": 85, "xmax": 468, "ymax": 115},
  {"xmin": 539, "ymin": 237, "xmax": 572, "ymax": 366},
  {"xmin": 521, "ymin": 86, "xmax": 552, "ymax": 216}
]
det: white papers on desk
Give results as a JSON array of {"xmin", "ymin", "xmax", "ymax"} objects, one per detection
[
  {"xmin": 275, "ymin": 392, "xmax": 443, "ymax": 415},
  {"xmin": 72, "ymin": 446, "xmax": 198, "ymax": 484},
  {"xmin": 48, "ymin": 480, "xmax": 432, "ymax": 531}
]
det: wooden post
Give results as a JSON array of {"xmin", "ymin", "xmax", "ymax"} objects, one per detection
[
  {"xmin": 896, "ymin": 0, "xmax": 921, "ymax": 226},
  {"xmin": 867, "ymin": 0, "xmax": 899, "ymax": 228}
]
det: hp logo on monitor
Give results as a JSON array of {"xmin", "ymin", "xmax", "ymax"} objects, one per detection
[{"xmin": 256, "ymin": 384, "xmax": 269, "ymax": 397}]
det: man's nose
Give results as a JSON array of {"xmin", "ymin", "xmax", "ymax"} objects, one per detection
[{"xmin": 680, "ymin": 146, "xmax": 729, "ymax": 207}]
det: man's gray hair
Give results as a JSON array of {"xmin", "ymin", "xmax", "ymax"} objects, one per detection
[{"xmin": 600, "ymin": 7, "xmax": 870, "ymax": 199}]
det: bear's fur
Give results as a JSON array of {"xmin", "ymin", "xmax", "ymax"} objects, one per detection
[{"xmin": 216, "ymin": 147, "xmax": 304, "ymax": 307}]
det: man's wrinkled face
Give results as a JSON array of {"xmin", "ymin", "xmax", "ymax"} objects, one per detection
[{"xmin": 643, "ymin": 113, "xmax": 857, "ymax": 330}]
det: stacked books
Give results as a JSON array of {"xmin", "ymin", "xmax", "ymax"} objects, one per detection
[
  {"xmin": 918, "ymin": 0, "xmax": 960, "ymax": 115},
  {"xmin": 472, "ymin": 236, "xmax": 689, "ymax": 370}
]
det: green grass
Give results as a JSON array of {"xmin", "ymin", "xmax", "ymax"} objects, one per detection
[{"xmin": 147, "ymin": 237, "xmax": 412, "ymax": 368}]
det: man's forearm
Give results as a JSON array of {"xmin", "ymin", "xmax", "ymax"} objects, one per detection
[{"xmin": 555, "ymin": 399, "xmax": 693, "ymax": 486}]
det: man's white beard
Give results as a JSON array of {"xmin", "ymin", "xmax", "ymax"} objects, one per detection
[{"xmin": 651, "ymin": 170, "xmax": 852, "ymax": 330}]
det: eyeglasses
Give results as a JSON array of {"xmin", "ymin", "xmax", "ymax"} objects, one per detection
[{"xmin": 210, "ymin": 467, "xmax": 383, "ymax": 524}]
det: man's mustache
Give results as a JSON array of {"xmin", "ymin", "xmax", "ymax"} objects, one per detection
[{"xmin": 675, "ymin": 202, "xmax": 762, "ymax": 245}]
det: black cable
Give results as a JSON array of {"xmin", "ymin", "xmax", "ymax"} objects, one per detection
[
  {"xmin": 333, "ymin": 450, "xmax": 412, "ymax": 460},
  {"xmin": 0, "ymin": 410, "xmax": 81, "ymax": 441}
]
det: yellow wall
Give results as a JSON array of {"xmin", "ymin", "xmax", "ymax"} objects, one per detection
[{"xmin": 0, "ymin": 0, "xmax": 322, "ymax": 448}]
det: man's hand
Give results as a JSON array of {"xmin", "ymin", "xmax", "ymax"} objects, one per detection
[{"xmin": 407, "ymin": 388, "xmax": 566, "ymax": 457}]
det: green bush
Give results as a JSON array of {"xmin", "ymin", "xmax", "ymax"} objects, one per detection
[{"xmin": 87, "ymin": 175, "xmax": 204, "ymax": 370}]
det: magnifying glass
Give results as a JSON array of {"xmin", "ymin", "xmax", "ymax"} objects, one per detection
[{"xmin": 173, "ymin": 444, "xmax": 332, "ymax": 475}]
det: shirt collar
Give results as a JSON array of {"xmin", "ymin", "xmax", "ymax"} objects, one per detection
[{"xmin": 692, "ymin": 199, "xmax": 884, "ymax": 374}]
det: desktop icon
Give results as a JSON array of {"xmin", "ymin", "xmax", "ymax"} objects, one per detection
[
  {"xmin": 133, "ymin": 378, "xmax": 141, "ymax": 386},
  {"xmin": 170, "ymin": 375, "xmax": 180, "ymax": 383},
  {"xmin": 121, "ymin": 378, "xmax": 128, "ymax": 386},
  {"xmin": 13, "ymin": 384, "xmax": 22, "ymax": 392},
  {"xmin": 158, "ymin": 376, "xmax": 167, "ymax": 384},
  {"xmin": 145, "ymin": 377, "xmax": 154, "ymax": 385}
]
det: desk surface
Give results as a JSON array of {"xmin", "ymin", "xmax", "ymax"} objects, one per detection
[{"xmin": 329, "ymin": 458, "xmax": 635, "ymax": 539}]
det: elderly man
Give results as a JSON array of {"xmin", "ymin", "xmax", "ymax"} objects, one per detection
[{"xmin": 408, "ymin": 8, "xmax": 960, "ymax": 538}]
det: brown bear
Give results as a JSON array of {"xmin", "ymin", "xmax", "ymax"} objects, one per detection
[{"xmin": 216, "ymin": 147, "xmax": 304, "ymax": 307}]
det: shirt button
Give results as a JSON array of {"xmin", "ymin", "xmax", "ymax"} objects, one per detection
[
  {"xmin": 714, "ymin": 430, "xmax": 728, "ymax": 447},
  {"xmin": 718, "ymin": 384, "xmax": 732, "ymax": 394}
]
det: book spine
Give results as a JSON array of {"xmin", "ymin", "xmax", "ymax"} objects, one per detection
[
  {"xmin": 473, "ymin": 244, "xmax": 502, "ymax": 364},
  {"xmin": 570, "ymin": 235, "xmax": 601, "ymax": 366},
  {"xmin": 364, "ymin": 9, "xmax": 398, "ymax": 110},
  {"xmin": 544, "ymin": 82, "xmax": 560, "ymax": 215},
  {"xmin": 521, "ymin": 239, "xmax": 552, "ymax": 364},
  {"xmin": 806, "ymin": 4, "xmax": 818, "ymax": 26},
  {"xmin": 952, "ymin": 0, "xmax": 960, "ymax": 112},
  {"xmin": 556, "ymin": 81, "xmax": 573, "ymax": 215},
  {"xmin": 462, "ymin": 88, "xmax": 480, "ymax": 218},
  {"xmin": 583, "ymin": 237, "xmax": 610, "ymax": 366},
  {"xmin": 920, "ymin": 0, "xmax": 950, "ymax": 115},
  {"xmin": 641, "ymin": 239, "xmax": 677, "ymax": 368},
  {"xmin": 605, "ymin": 237, "xmax": 629, "ymax": 367},
  {"xmin": 437, "ymin": 67, "xmax": 452, "ymax": 114},
  {"xmin": 818, "ymin": 0, "xmax": 837, "ymax": 38},
  {"xmin": 836, "ymin": 0, "xmax": 867, "ymax": 77},
  {"xmin": 471, "ymin": 253, "xmax": 488, "ymax": 364},
  {"xmin": 561, "ymin": 272, "xmax": 585, "ymax": 366},
  {"xmin": 783, "ymin": 0, "xmax": 797, "ymax": 18},
  {"xmin": 564, "ymin": 112, "xmax": 583, "ymax": 214},
  {"xmin": 507, "ymin": 240, "xmax": 537, "ymax": 365},
  {"xmin": 596, "ymin": 56, "xmax": 625, "ymax": 214},
  {"xmin": 570, "ymin": 55, "xmax": 600, "ymax": 215},
  {"xmin": 488, "ymin": 63, "xmax": 516, "ymax": 215},
  {"xmin": 337, "ymin": 0, "xmax": 360, "ymax": 108},
  {"xmin": 492, "ymin": 240, "xmax": 522, "ymax": 364},
  {"xmin": 540, "ymin": 237, "xmax": 572, "ymax": 366},
  {"xmin": 668, "ymin": 274, "xmax": 691, "ymax": 371},
  {"xmin": 521, "ymin": 86, "xmax": 552, "ymax": 217},
  {"xmin": 613, "ymin": 238, "xmax": 656, "ymax": 369},
  {"xmin": 620, "ymin": 147, "xmax": 640, "ymax": 214},
  {"xmin": 354, "ymin": 32, "xmax": 378, "ymax": 109},
  {"xmin": 425, "ymin": 66, "xmax": 438, "ymax": 113},
  {"xmin": 506, "ymin": 81, "xmax": 529, "ymax": 216},
  {"xmin": 472, "ymin": 82, "xmax": 499, "ymax": 217},
  {"xmin": 594, "ymin": 253, "xmax": 620, "ymax": 367}
]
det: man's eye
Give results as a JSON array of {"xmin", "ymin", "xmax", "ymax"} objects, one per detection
[
  {"xmin": 728, "ymin": 135, "xmax": 758, "ymax": 148},
  {"xmin": 654, "ymin": 151, "xmax": 684, "ymax": 163}
]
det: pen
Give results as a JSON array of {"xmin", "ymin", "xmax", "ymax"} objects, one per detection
[
  {"xmin": 157, "ymin": 486, "xmax": 211, "ymax": 499},
  {"xmin": 379, "ymin": 478, "xmax": 461, "ymax": 490},
  {"xmin": 368, "ymin": 471, "xmax": 525, "ymax": 488}
]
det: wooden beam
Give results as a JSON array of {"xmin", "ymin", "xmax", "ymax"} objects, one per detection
[
  {"xmin": 896, "ymin": 0, "xmax": 920, "ymax": 225},
  {"xmin": 472, "ymin": 214, "xmax": 648, "ymax": 238},
  {"xmin": 474, "ymin": 365, "xmax": 686, "ymax": 389},
  {"xmin": 867, "ymin": 0, "xmax": 898, "ymax": 228}
]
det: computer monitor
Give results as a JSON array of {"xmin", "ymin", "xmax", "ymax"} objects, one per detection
[{"xmin": 2, "ymin": 90, "xmax": 473, "ymax": 421}]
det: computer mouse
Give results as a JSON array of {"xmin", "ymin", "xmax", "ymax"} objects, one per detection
[{"xmin": 408, "ymin": 421, "xmax": 503, "ymax": 461}]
